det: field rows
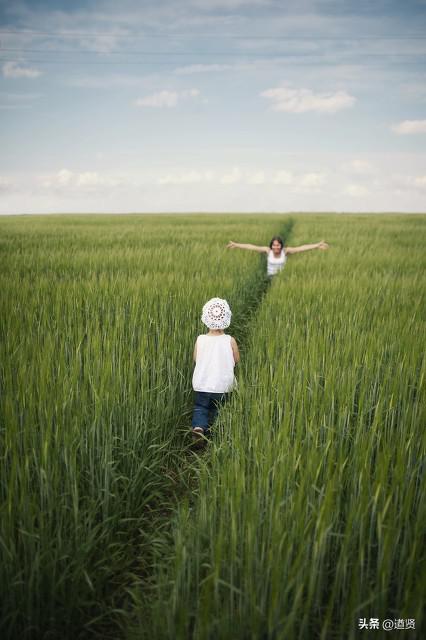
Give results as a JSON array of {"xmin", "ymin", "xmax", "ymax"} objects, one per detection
[
  {"xmin": 0, "ymin": 213, "xmax": 289, "ymax": 638},
  {"xmin": 1, "ymin": 213, "xmax": 425, "ymax": 639},
  {"xmin": 132, "ymin": 215, "xmax": 426, "ymax": 640}
]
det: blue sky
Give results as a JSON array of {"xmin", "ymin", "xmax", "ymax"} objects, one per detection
[{"xmin": 1, "ymin": 0, "xmax": 426, "ymax": 213}]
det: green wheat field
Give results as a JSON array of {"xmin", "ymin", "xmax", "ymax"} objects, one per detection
[{"xmin": 1, "ymin": 213, "xmax": 425, "ymax": 640}]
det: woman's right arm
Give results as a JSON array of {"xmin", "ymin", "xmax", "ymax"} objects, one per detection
[{"xmin": 227, "ymin": 241, "xmax": 269, "ymax": 254}]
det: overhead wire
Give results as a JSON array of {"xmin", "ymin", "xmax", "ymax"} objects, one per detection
[
  {"xmin": 1, "ymin": 46, "xmax": 426, "ymax": 56},
  {"xmin": 1, "ymin": 28, "xmax": 424, "ymax": 68},
  {"xmin": 0, "ymin": 28, "xmax": 425, "ymax": 39}
]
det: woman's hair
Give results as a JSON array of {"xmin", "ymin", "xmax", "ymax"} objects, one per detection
[{"xmin": 269, "ymin": 236, "xmax": 284, "ymax": 249}]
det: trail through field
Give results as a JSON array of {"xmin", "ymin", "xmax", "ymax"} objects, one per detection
[
  {"xmin": 3, "ymin": 213, "xmax": 424, "ymax": 640},
  {"xmin": 0, "ymin": 212, "xmax": 295, "ymax": 640},
  {"xmin": 120, "ymin": 216, "xmax": 295, "ymax": 635},
  {"xmin": 123, "ymin": 217, "xmax": 296, "ymax": 634},
  {"xmin": 128, "ymin": 214, "xmax": 426, "ymax": 640}
]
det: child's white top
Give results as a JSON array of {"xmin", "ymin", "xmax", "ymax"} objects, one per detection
[
  {"xmin": 192, "ymin": 334, "xmax": 235, "ymax": 393},
  {"xmin": 267, "ymin": 249, "xmax": 287, "ymax": 276}
]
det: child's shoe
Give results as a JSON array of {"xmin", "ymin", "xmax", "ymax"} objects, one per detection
[{"xmin": 192, "ymin": 427, "xmax": 205, "ymax": 447}]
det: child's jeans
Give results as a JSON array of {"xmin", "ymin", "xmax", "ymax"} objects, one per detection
[{"xmin": 192, "ymin": 391, "xmax": 228, "ymax": 435}]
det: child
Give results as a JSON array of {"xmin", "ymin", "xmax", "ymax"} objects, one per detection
[{"xmin": 192, "ymin": 298, "xmax": 240, "ymax": 444}]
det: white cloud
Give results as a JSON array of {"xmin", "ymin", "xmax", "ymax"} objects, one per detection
[
  {"xmin": 157, "ymin": 170, "xmax": 214, "ymax": 185},
  {"xmin": 401, "ymin": 174, "xmax": 426, "ymax": 189},
  {"xmin": 218, "ymin": 168, "xmax": 326, "ymax": 188},
  {"xmin": 2, "ymin": 61, "xmax": 42, "ymax": 79},
  {"xmin": 391, "ymin": 120, "xmax": 426, "ymax": 135},
  {"xmin": 260, "ymin": 87, "xmax": 356, "ymax": 114},
  {"xmin": 247, "ymin": 171, "xmax": 266, "ymax": 185},
  {"xmin": 220, "ymin": 167, "xmax": 243, "ymax": 184},
  {"xmin": 135, "ymin": 89, "xmax": 200, "ymax": 108},
  {"xmin": 3, "ymin": 156, "xmax": 426, "ymax": 213},
  {"xmin": 174, "ymin": 64, "xmax": 232, "ymax": 75},
  {"xmin": 135, "ymin": 90, "xmax": 179, "ymax": 108},
  {"xmin": 413, "ymin": 175, "xmax": 426, "ymax": 187},
  {"xmin": 344, "ymin": 184, "xmax": 369, "ymax": 197},
  {"xmin": 56, "ymin": 169, "xmax": 73, "ymax": 186},
  {"xmin": 184, "ymin": 89, "xmax": 200, "ymax": 98},
  {"xmin": 39, "ymin": 169, "xmax": 72, "ymax": 189},
  {"xmin": 349, "ymin": 160, "xmax": 375, "ymax": 174},
  {"xmin": 77, "ymin": 172, "xmax": 104, "ymax": 187},
  {"xmin": 298, "ymin": 172, "xmax": 326, "ymax": 187},
  {"xmin": 272, "ymin": 170, "xmax": 294, "ymax": 185},
  {"xmin": 271, "ymin": 170, "xmax": 325, "ymax": 189},
  {"xmin": 40, "ymin": 169, "xmax": 126, "ymax": 192},
  {"xmin": 0, "ymin": 176, "xmax": 15, "ymax": 191}
]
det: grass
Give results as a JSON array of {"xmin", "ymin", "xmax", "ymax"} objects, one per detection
[
  {"xmin": 130, "ymin": 214, "xmax": 426, "ymax": 640},
  {"xmin": 1, "ymin": 213, "xmax": 424, "ymax": 639},
  {"xmin": 0, "ymin": 213, "xmax": 288, "ymax": 638}
]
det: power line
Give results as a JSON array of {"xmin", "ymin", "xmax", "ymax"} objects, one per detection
[
  {"xmin": 1, "ymin": 48, "xmax": 425, "ymax": 59},
  {"xmin": 0, "ymin": 56, "xmax": 423, "ymax": 67},
  {"xmin": 2, "ymin": 46, "xmax": 426, "ymax": 56},
  {"xmin": 0, "ymin": 28, "xmax": 426, "ymax": 40}
]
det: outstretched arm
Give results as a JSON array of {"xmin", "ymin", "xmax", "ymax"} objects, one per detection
[
  {"xmin": 285, "ymin": 240, "xmax": 329, "ymax": 255},
  {"xmin": 227, "ymin": 241, "xmax": 269, "ymax": 254}
]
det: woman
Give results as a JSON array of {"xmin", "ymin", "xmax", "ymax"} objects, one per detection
[{"xmin": 227, "ymin": 236, "xmax": 329, "ymax": 277}]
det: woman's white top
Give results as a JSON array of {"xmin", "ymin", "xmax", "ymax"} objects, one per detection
[
  {"xmin": 267, "ymin": 249, "xmax": 287, "ymax": 276},
  {"xmin": 192, "ymin": 334, "xmax": 235, "ymax": 393}
]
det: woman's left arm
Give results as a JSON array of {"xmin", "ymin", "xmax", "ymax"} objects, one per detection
[{"xmin": 285, "ymin": 240, "xmax": 329, "ymax": 255}]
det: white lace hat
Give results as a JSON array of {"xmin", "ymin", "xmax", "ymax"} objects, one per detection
[{"xmin": 201, "ymin": 298, "xmax": 232, "ymax": 329}]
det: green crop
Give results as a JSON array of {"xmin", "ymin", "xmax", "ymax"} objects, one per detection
[
  {"xmin": 132, "ymin": 214, "xmax": 426, "ymax": 640},
  {"xmin": 1, "ymin": 213, "xmax": 424, "ymax": 640},
  {"xmin": 0, "ymin": 213, "xmax": 288, "ymax": 638}
]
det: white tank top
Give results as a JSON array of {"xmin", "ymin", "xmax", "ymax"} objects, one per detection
[
  {"xmin": 267, "ymin": 249, "xmax": 287, "ymax": 276},
  {"xmin": 192, "ymin": 334, "xmax": 235, "ymax": 393}
]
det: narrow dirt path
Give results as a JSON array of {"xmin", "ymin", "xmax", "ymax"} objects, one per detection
[{"xmin": 116, "ymin": 218, "xmax": 295, "ymax": 637}]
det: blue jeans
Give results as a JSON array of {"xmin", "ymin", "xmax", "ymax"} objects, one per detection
[{"xmin": 192, "ymin": 391, "xmax": 227, "ymax": 435}]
